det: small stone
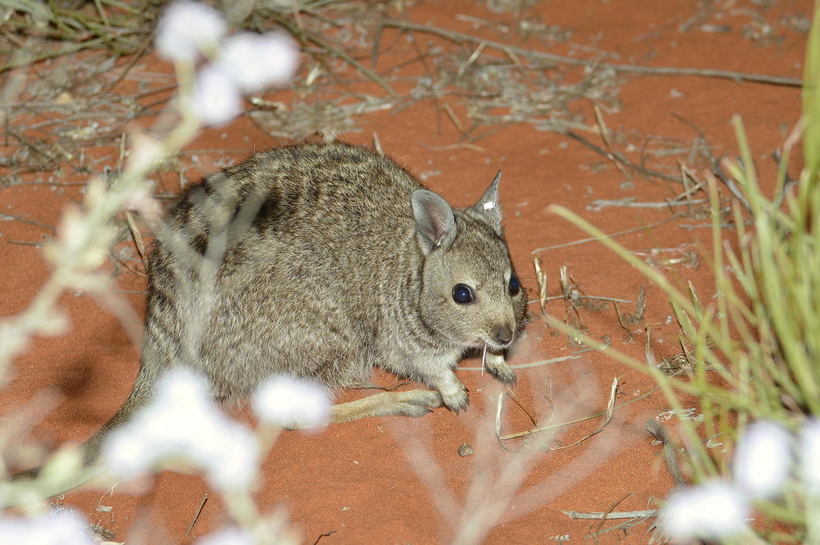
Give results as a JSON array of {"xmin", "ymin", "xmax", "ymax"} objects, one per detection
[{"xmin": 457, "ymin": 443, "xmax": 474, "ymax": 457}]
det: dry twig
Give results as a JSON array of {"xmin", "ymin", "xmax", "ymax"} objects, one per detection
[
  {"xmin": 532, "ymin": 213, "xmax": 685, "ymax": 254},
  {"xmin": 380, "ymin": 19, "xmax": 802, "ymax": 87}
]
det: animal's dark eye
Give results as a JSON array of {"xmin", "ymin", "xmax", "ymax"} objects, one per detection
[
  {"xmin": 452, "ymin": 284, "xmax": 475, "ymax": 304},
  {"xmin": 508, "ymin": 274, "xmax": 520, "ymax": 296}
]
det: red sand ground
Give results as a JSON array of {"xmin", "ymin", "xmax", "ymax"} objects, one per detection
[{"xmin": 0, "ymin": 1, "xmax": 810, "ymax": 543}]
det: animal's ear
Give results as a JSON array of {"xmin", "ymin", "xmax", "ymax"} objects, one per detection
[
  {"xmin": 471, "ymin": 170, "xmax": 502, "ymax": 233},
  {"xmin": 411, "ymin": 189, "xmax": 457, "ymax": 254}
]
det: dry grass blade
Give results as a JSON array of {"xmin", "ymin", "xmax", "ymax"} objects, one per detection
[
  {"xmin": 614, "ymin": 286, "xmax": 646, "ymax": 331},
  {"xmin": 441, "ymin": 103, "xmax": 465, "ymax": 135},
  {"xmin": 533, "ymin": 257, "xmax": 548, "ymax": 316},
  {"xmin": 371, "ymin": 132, "xmax": 383, "ymax": 155},
  {"xmin": 0, "ymin": 214, "xmax": 55, "ymax": 233},
  {"xmin": 644, "ymin": 326, "xmax": 657, "ymax": 366},
  {"xmin": 613, "ymin": 301, "xmax": 633, "ymax": 339},
  {"xmin": 594, "ymin": 104, "xmax": 631, "ymax": 180},
  {"xmin": 587, "ymin": 196, "xmax": 710, "ymax": 211},
  {"xmin": 125, "ymin": 211, "xmax": 147, "ymax": 268},
  {"xmin": 457, "ymin": 42, "xmax": 486, "ymax": 77},
  {"xmin": 499, "ymin": 377, "xmax": 619, "ymax": 442},
  {"xmin": 564, "ymin": 130, "xmax": 683, "ymax": 183},
  {"xmin": 563, "ymin": 509, "xmax": 657, "ymax": 519},
  {"xmin": 559, "ymin": 265, "xmax": 570, "ymax": 299},
  {"xmin": 185, "ymin": 493, "xmax": 208, "ymax": 536},
  {"xmin": 531, "ymin": 213, "xmax": 684, "ymax": 254},
  {"xmin": 645, "ymin": 420, "xmax": 686, "ymax": 485},
  {"xmin": 459, "ymin": 351, "xmax": 589, "ymax": 371}
]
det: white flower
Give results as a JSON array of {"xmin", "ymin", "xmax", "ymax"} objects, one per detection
[
  {"xmin": 126, "ymin": 132, "xmax": 163, "ymax": 174},
  {"xmin": 192, "ymin": 65, "xmax": 243, "ymax": 126},
  {"xmin": 0, "ymin": 509, "xmax": 96, "ymax": 545},
  {"xmin": 215, "ymin": 32, "xmax": 300, "ymax": 92},
  {"xmin": 155, "ymin": 1, "xmax": 226, "ymax": 62},
  {"xmin": 253, "ymin": 375, "xmax": 331, "ymax": 430},
  {"xmin": 196, "ymin": 527, "xmax": 254, "ymax": 545},
  {"xmin": 657, "ymin": 481, "xmax": 749, "ymax": 541},
  {"xmin": 733, "ymin": 420, "xmax": 792, "ymax": 498},
  {"xmin": 124, "ymin": 184, "xmax": 162, "ymax": 223},
  {"xmin": 207, "ymin": 423, "xmax": 261, "ymax": 491},
  {"xmin": 102, "ymin": 427, "xmax": 147, "ymax": 477},
  {"xmin": 800, "ymin": 418, "xmax": 820, "ymax": 495},
  {"xmin": 102, "ymin": 368, "xmax": 260, "ymax": 491},
  {"xmin": 57, "ymin": 205, "xmax": 90, "ymax": 256}
]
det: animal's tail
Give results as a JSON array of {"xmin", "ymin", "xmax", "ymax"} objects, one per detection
[
  {"xmin": 4, "ymin": 365, "xmax": 156, "ymax": 499},
  {"xmin": 78, "ymin": 373, "xmax": 154, "ymax": 465}
]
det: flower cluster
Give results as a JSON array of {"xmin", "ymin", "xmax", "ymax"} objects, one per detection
[
  {"xmin": 658, "ymin": 419, "xmax": 820, "ymax": 542},
  {"xmin": 196, "ymin": 526, "xmax": 253, "ymax": 545},
  {"xmin": 100, "ymin": 369, "xmax": 330, "ymax": 492},
  {"xmin": 253, "ymin": 375, "xmax": 331, "ymax": 430},
  {"xmin": 101, "ymin": 368, "xmax": 261, "ymax": 491},
  {"xmin": 0, "ymin": 509, "xmax": 96, "ymax": 545},
  {"xmin": 155, "ymin": 0, "xmax": 299, "ymax": 125}
]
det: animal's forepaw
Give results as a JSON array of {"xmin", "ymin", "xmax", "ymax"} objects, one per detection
[
  {"xmin": 485, "ymin": 354, "xmax": 517, "ymax": 386},
  {"xmin": 489, "ymin": 362, "xmax": 517, "ymax": 385},
  {"xmin": 440, "ymin": 385, "xmax": 469, "ymax": 413}
]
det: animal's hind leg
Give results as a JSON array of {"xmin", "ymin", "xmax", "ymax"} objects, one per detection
[{"xmin": 330, "ymin": 390, "xmax": 443, "ymax": 423}]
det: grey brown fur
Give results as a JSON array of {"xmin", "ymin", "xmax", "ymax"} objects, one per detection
[{"xmin": 75, "ymin": 141, "xmax": 528, "ymax": 464}]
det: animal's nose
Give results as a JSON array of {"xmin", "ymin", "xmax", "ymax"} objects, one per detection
[{"xmin": 493, "ymin": 325, "xmax": 513, "ymax": 345}]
